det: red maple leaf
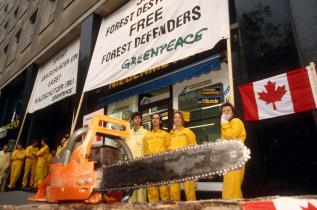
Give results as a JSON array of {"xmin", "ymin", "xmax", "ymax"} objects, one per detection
[
  {"xmin": 301, "ymin": 202, "xmax": 317, "ymax": 210},
  {"xmin": 258, "ymin": 80, "xmax": 287, "ymax": 110}
]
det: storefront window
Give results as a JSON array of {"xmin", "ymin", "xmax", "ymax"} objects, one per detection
[
  {"xmin": 178, "ymin": 83, "xmax": 224, "ymax": 144},
  {"xmin": 139, "ymin": 87, "xmax": 170, "ymax": 130}
]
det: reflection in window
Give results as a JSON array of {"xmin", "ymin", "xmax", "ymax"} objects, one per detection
[
  {"xmin": 178, "ymin": 83, "xmax": 224, "ymax": 144},
  {"xmin": 235, "ymin": 0, "xmax": 299, "ymax": 79}
]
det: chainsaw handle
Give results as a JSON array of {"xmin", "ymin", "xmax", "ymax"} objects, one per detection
[{"xmin": 63, "ymin": 127, "xmax": 88, "ymax": 165}]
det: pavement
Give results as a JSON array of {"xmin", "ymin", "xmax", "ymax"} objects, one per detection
[
  {"xmin": 0, "ymin": 190, "xmax": 37, "ymax": 205},
  {"xmin": 0, "ymin": 191, "xmax": 317, "ymax": 210}
]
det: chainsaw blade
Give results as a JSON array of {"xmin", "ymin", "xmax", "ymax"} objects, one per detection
[{"xmin": 95, "ymin": 140, "xmax": 250, "ymax": 192}]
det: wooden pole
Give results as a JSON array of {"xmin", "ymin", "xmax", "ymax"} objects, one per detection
[
  {"xmin": 70, "ymin": 90, "xmax": 85, "ymax": 135},
  {"xmin": 226, "ymin": 38, "xmax": 235, "ymax": 106}
]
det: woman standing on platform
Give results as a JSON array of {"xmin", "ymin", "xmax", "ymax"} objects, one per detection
[
  {"xmin": 169, "ymin": 111, "xmax": 196, "ymax": 201},
  {"xmin": 220, "ymin": 102, "xmax": 246, "ymax": 199}
]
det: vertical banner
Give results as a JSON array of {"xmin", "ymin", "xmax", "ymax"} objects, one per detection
[
  {"xmin": 84, "ymin": 0, "xmax": 230, "ymax": 92},
  {"xmin": 28, "ymin": 39, "xmax": 80, "ymax": 113}
]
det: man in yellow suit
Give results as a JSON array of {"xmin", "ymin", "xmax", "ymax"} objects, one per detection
[
  {"xmin": 0, "ymin": 144, "xmax": 10, "ymax": 184},
  {"xmin": 126, "ymin": 112, "xmax": 147, "ymax": 202},
  {"xmin": 56, "ymin": 137, "xmax": 68, "ymax": 156},
  {"xmin": 220, "ymin": 102, "xmax": 246, "ymax": 199},
  {"xmin": 8, "ymin": 144, "xmax": 25, "ymax": 189},
  {"xmin": 143, "ymin": 113, "xmax": 170, "ymax": 202},
  {"xmin": 169, "ymin": 111, "xmax": 197, "ymax": 201},
  {"xmin": 34, "ymin": 138, "xmax": 49, "ymax": 187},
  {"xmin": 44, "ymin": 149, "xmax": 55, "ymax": 177},
  {"xmin": 22, "ymin": 140, "xmax": 39, "ymax": 188}
]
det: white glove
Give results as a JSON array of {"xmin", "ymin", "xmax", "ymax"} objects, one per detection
[{"xmin": 221, "ymin": 114, "xmax": 229, "ymax": 124}]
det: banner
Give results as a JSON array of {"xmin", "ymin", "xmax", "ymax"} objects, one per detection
[
  {"xmin": 84, "ymin": 0, "xmax": 230, "ymax": 92},
  {"xmin": 28, "ymin": 39, "xmax": 80, "ymax": 113},
  {"xmin": 238, "ymin": 66, "xmax": 317, "ymax": 121}
]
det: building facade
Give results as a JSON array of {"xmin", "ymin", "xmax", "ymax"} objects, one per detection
[{"xmin": 0, "ymin": 0, "xmax": 316, "ymax": 198}]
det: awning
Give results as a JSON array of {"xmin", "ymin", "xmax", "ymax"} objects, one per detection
[{"xmin": 98, "ymin": 55, "xmax": 221, "ymax": 107}]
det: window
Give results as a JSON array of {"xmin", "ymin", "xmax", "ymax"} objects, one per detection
[
  {"xmin": 14, "ymin": 7, "xmax": 19, "ymax": 17},
  {"xmin": 4, "ymin": 44, "xmax": 8, "ymax": 54},
  {"xmin": 3, "ymin": 44, "xmax": 9, "ymax": 67},
  {"xmin": 39, "ymin": 0, "xmax": 57, "ymax": 33},
  {"xmin": 178, "ymin": 83, "xmax": 223, "ymax": 144},
  {"xmin": 139, "ymin": 87, "xmax": 171, "ymax": 130},
  {"xmin": 63, "ymin": 0, "xmax": 74, "ymax": 9},
  {"xmin": 48, "ymin": 0, "xmax": 57, "ymax": 23},
  {"xmin": 28, "ymin": 9, "xmax": 38, "ymax": 43}
]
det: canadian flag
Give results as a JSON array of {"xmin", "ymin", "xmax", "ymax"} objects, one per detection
[
  {"xmin": 242, "ymin": 197, "xmax": 317, "ymax": 210},
  {"xmin": 238, "ymin": 66, "xmax": 317, "ymax": 121}
]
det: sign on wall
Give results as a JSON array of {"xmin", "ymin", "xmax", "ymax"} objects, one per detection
[
  {"xmin": 28, "ymin": 39, "xmax": 80, "ymax": 113},
  {"xmin": 84, "ymin": 0, "xmax": 230, "ymax": 92}
]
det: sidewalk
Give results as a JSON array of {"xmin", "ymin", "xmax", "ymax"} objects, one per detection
[{"xmin": 0, "ymin": 192, "xmax": 316, "ymax": 210}]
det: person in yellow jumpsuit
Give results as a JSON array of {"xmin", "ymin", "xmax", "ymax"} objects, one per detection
[
  {"xmin": 56, "ymin": 137, "xmax": 68, "ymax": 156},
  {"xmin": 22, "ymin": 140, "xmax": 39, "ymax": 188},
  {"xmin": 143, "ymin": 113, "xmax": 170, "ymax": 202},
  {"xmin": 169, "ymin": 111, "xmax": 196, "ymax": 201},
  {"xmin": 8, "ymin": 144, "xmax": 26, "ymax": 189},
  {"xmin": 126, "ymin": 112, "xmax": 147, "ymax": 202},
  {"xmin": 44, "ymin": 149, "xmax": 55, "ymax": 177},
  {"xmin": 34, "ymin": 138, "xmax": 49, "ymax": 187},
  {"xmin": 0, "ymin": 144, "xmax": 10, "ymax": 184},
  {"xmin": 220, "ymin": 102, "xmax": 246, "ymax": 199}
]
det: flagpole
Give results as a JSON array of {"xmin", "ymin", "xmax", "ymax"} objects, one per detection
[
  {"xmin": 310, "ymin": 62, "xmax": 317, "ymax": 80},
  {"xmin": 226, "ymin": 38, "xmax": 235, "ymax": 106}
]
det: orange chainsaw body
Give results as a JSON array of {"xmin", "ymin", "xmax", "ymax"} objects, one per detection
[{"xmin": 28, "ymin": 114, "xmax": 130, "ymax": 203}]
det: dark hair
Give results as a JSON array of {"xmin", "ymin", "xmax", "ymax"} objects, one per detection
[
  {"xmin": 150, "ymin": 113, "xmax": 163, "ymax": 130},
  {"xmin": 173, "ymin": 111, "xmax": 184, "ymax": 124},
  {"xmin": 220, "ymin": 102, "xmax": 236, "ymax": 115},
  {"xmin": 131, "ymin": 112, "xmax": 142, "ymax": 120}
]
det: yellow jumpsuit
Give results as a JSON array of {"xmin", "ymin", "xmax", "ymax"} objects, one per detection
[
  {"xmin": 34, "ymin": 144, "xmax": 49, "ymax": 187},
  {"xmin": 126, "ymin": 127, "xmax": 147, "ymax": 202},
  {"xmin": 22, "ymin": 145, "xmax": 39, "ymax": 188},
  {"xmin": 0, "ymin": 151, "xmax": 10, "ymax": 182},
  {"xmin": 44, "ymin": 153, "xmax": 54, "ymax": 178},
  {"xmin": 8, "ymin": 148, "xmax": 26, "ymax": 189},
  {"xmin": 169, "ymin": 126, "xmax": 197, "ymax": 201},
  {"xmin": 56, "ymin": 140, "xmax": 68, "ymax": 156},
  {"xmin": 221, "ymin": 118, "xmax": 246, "ymax": 199},
  {"xmin": 143, "ymin": 129, "xmax": 170, "ymax": 202}
]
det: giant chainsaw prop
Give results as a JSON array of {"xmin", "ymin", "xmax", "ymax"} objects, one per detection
[{"xmin": 29, "ymin": 114, "xmax": 250, "ymax": 203}]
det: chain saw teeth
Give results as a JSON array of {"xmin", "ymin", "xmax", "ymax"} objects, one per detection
[{"xmin": 94, "ymin": 140, "xmax": 251, "ymax": 192}]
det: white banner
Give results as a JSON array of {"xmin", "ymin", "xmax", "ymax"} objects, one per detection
[
  {"xmin": 84, "ymin": 0, "xmax": 230, "ymax": 92},
  {"xmin": 28, "ymin": 39, "xmax": 80, "ymax": 113}
]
